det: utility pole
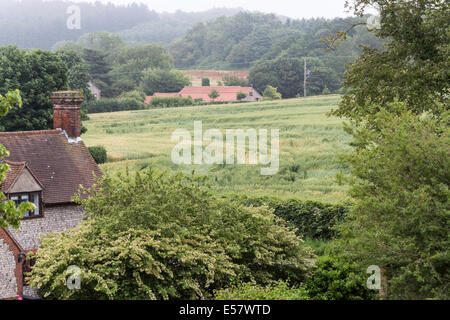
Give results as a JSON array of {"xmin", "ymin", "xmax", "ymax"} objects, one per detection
[{"xmin": 304, "ymin": 58, "xmax": 307, "ymax": 98}]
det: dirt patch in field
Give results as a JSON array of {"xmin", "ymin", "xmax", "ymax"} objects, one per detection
[{"xmin": 181, "ymin": 70, "xmax": 249, "ymax": 86}]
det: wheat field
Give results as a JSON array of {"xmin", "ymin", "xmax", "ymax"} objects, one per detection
[{"xmin": 83, "ymin": 95, "xmax": 351, "ymax": 203}]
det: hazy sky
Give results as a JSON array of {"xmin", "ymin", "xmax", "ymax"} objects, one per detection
[{"xmin": 66, "ymin": 0, "xmax": 355, "ymax": 19}]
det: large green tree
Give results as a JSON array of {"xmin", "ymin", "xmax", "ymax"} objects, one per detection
[
  {"xmin": 0, "ymin": 90, "xmax": 35, "ymax": 228},
  {"xmin": 330, "ymin": 0, "xmax": 449, "ymax": 299},
  {"xmin": 140, "ymin": 69, "xmax": 190, "ymax": 96},
  {"xmin": 0, "ymin": 46, "xmax": 68, "ymax": 132},
  {"xmin": 56, "ymin": 49, "xmax": 93, "ymax": 101}
]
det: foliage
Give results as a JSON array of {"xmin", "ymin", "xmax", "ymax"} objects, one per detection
[
  {"xmin": 202, "ymin": 78, "xmax": 210, "ymax": 86},
  {"xmin": 140, "ymin": 69, "xmax": 190, "ymax": 96},
  {"xmin": 251, "ymin": 57, "xmax": 340, "ymax": 98},
  {"xmin": 336, "ymin": 107, "xmax": 449, "ymax": 299},
  {"xmin": 109, "ymin": 44, "xmax": 174, "ymax": 96},
  {"xmin": 229, "ymin": 195, "xmax": 350, "ymax": 240},
  {"xmin": 333, "ymin": 0, "xmax": 449, "ymax": 123},
  {"xmin": 330, "ymin": 1, "xmax": 450, "ymax": 300},
  {"xmin": 88, "ymin": 146, "xmax": 107, "ymax": 164},
  {"xmin": 208, "ymin": 89, "xmax": 220, "ymax": 100},
  {"xmin": 0, "ymin": 0, "xmax": 154, "ymax": 50},
  {"xmin": 27, "ymin": 168, "xmax": 313, "ymax": 299},
  {"xmin": 303, "ymin": 255, "xmax": 376, "ymax": 300},
  {"xmin": 215, "ymin": 281, "xmax": 309, "ymax": 300},
  {"xmin": 83, "ymin": 48, "xmax": 113, "ymax": 98},
  {"xmin": 236, "ymin": 92, "xmax": 247, "ymax": 100},
  {"xmin": 0, "ymin": 90, "xmax": 35, "ymax": 228},
  {"xmin": 149, "ymin": 96, "xmax": 196, "ymax": 108},
  {"xmin": 0, "ymin": 46, "xmax": 68, "ymax": 132},
  {"xmin": 262, "ymin": 86, "xmax": 282, "ymax": 100},
  {"xmin": 56, "ymin": 49, "xmax": 93, "ymax": 101},
  {"xmin": 83, "ymin": 98, "xmax": 145, "ymax": 114}
]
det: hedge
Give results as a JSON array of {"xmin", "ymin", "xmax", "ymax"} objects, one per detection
[
  {"xmin": 83, "ymin": 98, "xmax": 145, "ymax": 114},
  {"xmin": 227, "ymin": 195, "xmax": 351, "ymax": 240}
]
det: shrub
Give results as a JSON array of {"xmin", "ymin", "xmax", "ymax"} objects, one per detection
[
  {"xmin": 88, "ymin": 146, "xmax": 107, "ymax": 164},
  {"xmin": 149, "ymin": 96, "xmax": 195, "ymax": 108},
  {"xmin": 83, "ymin": 98, "xmax": 145, "ymax": 113},
  {"xmin": 215, "ymin": 281, "xmax": 309, "ymax": 300},
  {"xmin": 263, "ymin": 85, "xmax": 282, "ymax": 100},
  {"xmin": 303, "ymin": 255, "xmax": 376, "ymax": 300},
  {"xmin": 237, "ymin": 92, "xmax": 247, "ymax": 100},
  {"xmin": 228, "ymin": 195, "xmax": 350, "ymax": 240},
  {"xmin": 202, "ymin": 78, "xmax": 210, "ymax": 86},
  {"xmin": 27, "ymin": 168, "xmax": 313, "ymax": 299}
]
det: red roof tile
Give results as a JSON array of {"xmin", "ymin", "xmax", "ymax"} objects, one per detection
[
  {"xmin": 1, "ymin": 161, "xmax": 25, "ymax": 194},
  {"xmin": 179, "ymin": 86, "xmax": 254, "ymax": 102},
  {"xmin": 0, "ymin": 129, "xmax": 102, "ymax": 204}
]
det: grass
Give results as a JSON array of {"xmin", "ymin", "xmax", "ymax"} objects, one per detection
[{"xmin": 83, "ymin": 95, "xmax": 352, "ymax": 203}]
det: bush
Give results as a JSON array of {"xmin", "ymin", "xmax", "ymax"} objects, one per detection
[
  {"xmin": 83, "ymin": 98, "xmax": 146, "ymax": 113},
  {"xmin": 27, "ymin": 168, "xmax": 313, "ymax": 299},
  {"xmin": 202, "ymin": 78, "xmax": 210, "ymax": 86},
  {"xmin": 228, "ymin": 195, "xmax": 350, "ymax": 240},
  {"xmin": 215, "ymin": 281, "xmax": 309, "ymax": 300},
  {"xmin": 303, "ymin": 255, "xmax": 376, "ymax": 300},
  {"xmin": 263, "ymin": 85, "xmax": 282, "ymax": 100},
  {"xmin": 88, "ymin": 146, "xmax": 107, "ymax": 164}
]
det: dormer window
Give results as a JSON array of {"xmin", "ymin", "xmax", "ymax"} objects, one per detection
[
  {"xmin": 1, "ymin": 161, "xmax": 44, "ymax": 219},
  {"xmin": 10, "ymin": 192, "xmax": 42, "ymax": 218}
]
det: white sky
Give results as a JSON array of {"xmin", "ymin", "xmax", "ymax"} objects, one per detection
[{"xmin": 65, "ymin": 0, "xmax": 355, "ymax": 19}]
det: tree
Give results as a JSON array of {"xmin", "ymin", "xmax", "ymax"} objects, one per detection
[
  {"xmin": 262, "ymin": 86, "xmax": 282, "ymax": 100},
  {"xmin": 0, "ymin": 90, "xmax": 35, "ymax": 228},
  {"xmin": 336, "ymin": 106, "xmax": 449, "ymax": 299},
  {"xmin": 0, "ymin": 46, "xmax": 68, "ymax": 132},
  {"xmin": 56, "ymin": 49, "xmax": 93, "ymax": 101},
  {"xmin": 201, "ymin": 78, "xmax": 210, "ymax": 86},
  {"xmin": 109, "ymin": 44, "xmax": 174, "ymax": 96},
  {"xmin": 329, "ymin": 0, "xmax": 450, "ymax": 299},
  {"xmin": 83, "ymin": 48, "xmax": 113, "ymax": 97},
  {"xmin": 332, "ymin": 0, "xmax": 449, "ymax": 123},
  {"xmin": 140, "ymin": 69, "xmax": 190, "ymax": 96},
  {"xmin": 208, "ymin": 89, "xmax": 220, "ymax": 101},
  {"xmin": 236, "ymin": 92, "xmax": 247, "ymax": 100},
  {"xmin": 27, "ymin": 168, "xmax": 313, "ymax": 299}
]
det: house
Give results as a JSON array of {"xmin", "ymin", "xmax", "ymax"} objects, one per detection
[
  {"xmin": 145, "ymin": 86, "xmax": 262, "ymax": 104},
  {"xmin": 178, "ymin": 86, "xmax": 262, "ymax": 102},
  {"xmin": 88, "ymin": 81, "xmax": 101, "ymax": 100},
  {"xmin": 0, "ymin": 91, "xmax": 102, "ymax": 299}
]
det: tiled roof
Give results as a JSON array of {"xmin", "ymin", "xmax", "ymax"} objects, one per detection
[
  {"xmin": 179, "ymin": 86, "xmax": 254, "ymax": 102},
  {"xmin": 0, "ymin": 129, "xmax": 101, "ymax": 204},
  {"xmin": 1, "ymin": 161, "xmax": 25, "ymax": 193}
]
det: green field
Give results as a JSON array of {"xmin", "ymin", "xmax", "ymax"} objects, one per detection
[{"xmin": 83, "ymin": 95, "xmax": 351, "ymax": 203}]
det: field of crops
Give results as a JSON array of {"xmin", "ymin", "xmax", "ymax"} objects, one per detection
[{"xmin": 83, "ymin": 95, "xmax": 351, "ymax": 203}]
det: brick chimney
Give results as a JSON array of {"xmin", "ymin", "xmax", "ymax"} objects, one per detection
[{"xmin": 51, "ymin": 91, "xmax": 83, "ymax": 139}]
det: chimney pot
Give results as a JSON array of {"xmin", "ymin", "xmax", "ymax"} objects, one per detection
[{"xmin": 51, "ymin": 91, "xmax": 84, "ymax": 139}]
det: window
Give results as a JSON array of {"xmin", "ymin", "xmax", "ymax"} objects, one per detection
[
  {"xmin": 249, "ymin": 91, "xmax": 253, "ymax": 96},
  {"xmin": 9, "ymin": 192, "xmax": 42, "ymax": 218}
]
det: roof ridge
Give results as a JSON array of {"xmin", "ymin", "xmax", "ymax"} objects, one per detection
[{"xmin": 0, "ymin": 129, "xmax": 61, "ymax": 136}]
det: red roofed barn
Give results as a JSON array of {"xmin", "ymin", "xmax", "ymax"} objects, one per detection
[
  {"xmin": 0, "ymin": 91, "xmax": 101, "ymax": 299},
  {"xmin": 178, "ymin": 86, "xmax": 262, "ymax": 102},
  {"xmin": 145, "ymin": 86, "xmax": 262, "ymax": 104}
]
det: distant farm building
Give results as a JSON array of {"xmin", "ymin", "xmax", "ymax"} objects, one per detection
[{"xmin": 146, "ymin": 86, "xmax": 262, "ymax": 104}]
